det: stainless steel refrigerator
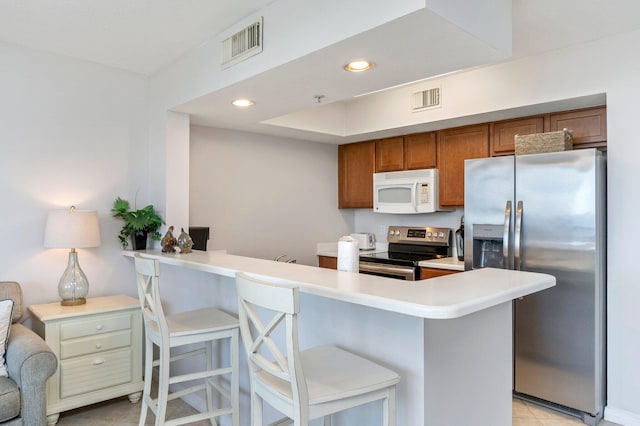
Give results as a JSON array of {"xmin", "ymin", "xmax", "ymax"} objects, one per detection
[{"xmin": 464, "ymin": 149, "xmax": 606, "ymax": 425}]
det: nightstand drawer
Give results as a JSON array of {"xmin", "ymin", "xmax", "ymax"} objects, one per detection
[
  {"xmin": 60, "ymin": 329, "xmax": 131, "ymax": 359},
  {"xmin": 60, "ymin": 313, "xmax": 131, "ymax": 340},
  {"xmin": 60, "ymin": 348, "xmax": 132, "ymax": 398}
]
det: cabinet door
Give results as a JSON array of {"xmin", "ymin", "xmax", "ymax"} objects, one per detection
[
  {"xmin": 318, "ymin": 256, "xmax": 337, "ymax": 270},
  {"xmin": 338, "ymin": 141, "xmax": 375, "ymax": 208},
  {"xmin": 375, "ymin": 136, "xmax": 404, "ymax": 172},
  {"xmin": 437, "ymin": 124, "xmax": 489, "ymax": 207},
  {"xmin": 548, "ymin": 106, "xmax": 607, "ymax": 148},
  {"xmin": 420, "ymin": 268, "xmax": 460, "ymax": 280},
  {"xmin": 490, "ymin": 116, "xmax": 544, "ymax": 156},
  {"xmin": 404, "ymin": 132, "xmax": 437, "ymax": 169}
]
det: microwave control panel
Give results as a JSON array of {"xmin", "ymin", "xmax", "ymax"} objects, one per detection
[{"xmin": 419, "ymin": 183, "xmax": 431, "ymax": 203}]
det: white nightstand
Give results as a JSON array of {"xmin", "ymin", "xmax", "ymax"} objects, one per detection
[{"xmin": 29, "ymin": 295, "xmax": 144, "ymax": 426}]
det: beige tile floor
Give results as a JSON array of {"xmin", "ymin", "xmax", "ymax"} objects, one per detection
[{"xmin": 55, "ymin": 395, "xmax": 621, "ymax": 426}]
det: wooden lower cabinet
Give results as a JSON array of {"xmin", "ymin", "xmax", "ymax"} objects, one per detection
[
  {"xmin": 437, "ymin": 124, "xmax": 489, "ymax": 208},
  {"xmin": 420, "ymin": 267, "xmax": 461, "ymax": 280},
  {"xmin": 338, "ymin": 141, "xmax": 374, "ymax": 208},
  {"xmin": 318, "ymin": 255, "xmax": 337, "ymax": 269}
]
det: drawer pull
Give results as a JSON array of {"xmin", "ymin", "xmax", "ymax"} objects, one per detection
[
  {"xmin": 96, "ymin": 325, "xmax": 104, "ymax": 331},
  {"xmin": 92, "ymin": 358, "xmax": 105, "ymax": 366},
  {"xmin": 95, "ymin": 343, "xmax": 102, "ymax": 349}
]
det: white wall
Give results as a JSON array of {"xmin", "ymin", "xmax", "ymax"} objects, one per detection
[
  {"xmin": 0, "ymin": 42, "xmax": 149, "ymax": 308},
  {"xmin": 189, "ymin": 126, "xmax": 353, "ymax": 265}
]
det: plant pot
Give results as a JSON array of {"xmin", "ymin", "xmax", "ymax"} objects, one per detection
[{"xmin": 131, "ymin": 233, "xmax": 148, "ymax": 250}]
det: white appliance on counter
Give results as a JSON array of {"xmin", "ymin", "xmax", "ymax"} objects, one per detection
[
  {"xmin": 373, "ymin": 168, "xmax": 441, "ymax": 214},
  {"xmin": 350, "ymin": 232, "xmax": 376, "ymax": 250}
]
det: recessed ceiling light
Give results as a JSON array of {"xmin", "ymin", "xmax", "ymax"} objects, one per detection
[
  {"xmin": 344, "ymin": 60, "xmax": 374, "ymax": 72},
  {"xmin": 232, "ymin": 99, "xmax": 255, "ymax": 107}
]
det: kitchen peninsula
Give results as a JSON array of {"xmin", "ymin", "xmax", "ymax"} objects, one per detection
[{"xmin": 123, "ymin": 250, "xmax": 555, "ymax": 425}]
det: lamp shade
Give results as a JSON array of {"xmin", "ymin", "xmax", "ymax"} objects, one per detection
[{"xmin": 44, "ymin": 208, "xmax": 101, "ymax": 249}]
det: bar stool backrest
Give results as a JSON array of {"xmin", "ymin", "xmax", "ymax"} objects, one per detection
[
  {"xmin": 134, "ymin": 255, "xmax": 169, "ymax": 347},
  {"xmin": 235, "ymin": 272, "xmax": 309, "ymax": 419}
]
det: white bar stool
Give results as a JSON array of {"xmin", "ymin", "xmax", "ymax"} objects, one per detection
[
  {"xmin": 134, "ymin": 254, "xmax": 240, "ymax": 426},
  {"xmin": 235, "ymin": 272, "xmax": 400, "ymax": 426}
]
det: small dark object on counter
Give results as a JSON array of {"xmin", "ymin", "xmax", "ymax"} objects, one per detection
[{"xmin": 189, "ymin": 226, "xmax": 210, "ymax": 251}]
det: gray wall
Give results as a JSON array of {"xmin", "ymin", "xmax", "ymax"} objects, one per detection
[{"xmin": 189, "ymin": 126, "xmax": 353, "ymax": 265}]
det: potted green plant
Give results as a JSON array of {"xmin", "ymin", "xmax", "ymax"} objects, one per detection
[{"xmin": 111, "ymin": 197, "xmax": 163, "ymax": 249}]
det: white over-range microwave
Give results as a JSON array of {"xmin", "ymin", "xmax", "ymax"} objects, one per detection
[{"xmin": 373, "ymin": 168, "xmax": 442, "ymax": 214}]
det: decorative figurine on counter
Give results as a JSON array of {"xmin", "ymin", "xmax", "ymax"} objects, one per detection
[
  {"xmin": 177, "ymin": 227, "xmax": 194, "ymax": 253},
  {"xmin": 161, "ymin": 226, "xmax": 177, "ymax": 253}
]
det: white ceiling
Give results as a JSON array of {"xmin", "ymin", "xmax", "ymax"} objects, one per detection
[
  {"xmin": 1, "ymin": 0, "xmax": 639, "ymax": 142},
  {"xmin": 0, "ymin": 0, "xmax": 274, "ymax": 75}
]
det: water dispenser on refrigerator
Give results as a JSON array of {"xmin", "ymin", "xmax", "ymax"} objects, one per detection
[{"xmin": 472, "ymin": 224, "xmax": 505, "ymax": 269}]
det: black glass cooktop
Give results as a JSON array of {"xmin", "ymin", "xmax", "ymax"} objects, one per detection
[{"xmin": 359, "ymin": 243, "xmax": 449, "ymax": 267}]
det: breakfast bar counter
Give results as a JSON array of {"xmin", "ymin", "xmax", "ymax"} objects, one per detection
[
  {"xmin": 123, "ymin": 249, "xmax": 555, "ymax": 426},
  {"xmin": 123, "ymin": 249, "xmax": 553, "ymax": 319}
]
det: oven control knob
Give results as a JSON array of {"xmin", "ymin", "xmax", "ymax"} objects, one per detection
[
  {"xmin": 427, "ymin": 232, "xmax": 432, "ymax": 238},
  {"xmin": 394, "ymin": 230, "xmax": 400, "ymax": 236},
  {"xmin": 438, "ymin": 232, "xmax": 445, "ymax": 238}
]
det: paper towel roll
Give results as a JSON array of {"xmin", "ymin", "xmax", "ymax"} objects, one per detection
[{"xmin": 337, "ymin": 236, "xmax": 360, "ymax": 272}]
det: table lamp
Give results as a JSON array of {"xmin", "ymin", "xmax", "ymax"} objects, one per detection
[{"xmin": 44, "ymin": 206, "xmax": 101, "ymax": 306}]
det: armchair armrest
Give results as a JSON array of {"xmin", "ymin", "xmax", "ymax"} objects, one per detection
[{"xmin": 6, "ymin": 323, "xmax": 57, "ymax": 425}]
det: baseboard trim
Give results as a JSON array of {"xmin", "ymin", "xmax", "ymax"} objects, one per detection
[{"xmin": 606, "ymin": 406, "xmax": 640, "ymax": 425}]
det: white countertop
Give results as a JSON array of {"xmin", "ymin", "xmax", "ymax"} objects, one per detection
[
  {"xmin": 124, "ymin": 250, "xmax": 554, "ymax": 319},
  {"xmin": 419, "ymin": 257, "xmax": 465, "ymax": 271}
]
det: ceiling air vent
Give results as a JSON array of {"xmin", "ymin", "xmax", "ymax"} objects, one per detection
[
  {"xmin": 221, "ymin": 17, "xmax": 263, "ymax": 69},
  {"xmin": 412, "ymin": 87, "xmax": 441, "ymax": 112}
]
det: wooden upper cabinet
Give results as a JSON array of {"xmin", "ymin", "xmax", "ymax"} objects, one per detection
[
  {"xmin": 548, "ymin": 106, "xmax": 607, "ymax": 148},
  {"xmin": 437, "ymin": 124, "xmax": 489, "ymax": 208},
  {"xmin": 404, "ymin": 132, "xmax": 437, "ymax": 170},
  {"xmin": 375, "ymin": 132, "xmax": 437, "ymax": 172},
  {"xmin": 338, "ymin": 141, "xmax": 375, "ymax": 209},
  {"xmin": 490, "ymin": 116, "xmax": 545, "ymax": 156},
  {"xmin": 375, "ymin": 137, "xmax": 404, "ymax": 172}
]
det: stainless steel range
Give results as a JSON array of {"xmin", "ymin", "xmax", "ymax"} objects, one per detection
[{"xmin": 359, "ymin": 226, "xmax": 452, "ymax": 280}]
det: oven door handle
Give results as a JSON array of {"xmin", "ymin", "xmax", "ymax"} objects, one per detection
[{"xmin": 359, "ymin": 262, "xmax": 416, "ymax": 281}]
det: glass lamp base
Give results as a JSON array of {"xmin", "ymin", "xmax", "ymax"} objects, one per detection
[{"xmin": 59, "ymin": 249, "xmax": 89, "ymax": 306}]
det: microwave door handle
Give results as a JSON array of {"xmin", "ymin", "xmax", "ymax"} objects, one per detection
[
  {"xmin": 412, "ymin": 181, "xmax": 419, "ymax": 212},
  {"xmin": 503, "ymin": 201, "xmax": 511, "ymax": 269},
  {"xmin": 514, "ymin": 200, "xmax": 523, "ymax": 271}
]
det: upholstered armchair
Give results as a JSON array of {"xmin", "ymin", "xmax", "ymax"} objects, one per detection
[{"xmin": 0, "ymin": 282, "xmax": 57, "ymax": 426}]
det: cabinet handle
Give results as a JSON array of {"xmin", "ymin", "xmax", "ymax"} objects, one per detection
[
  {"xmin": 95, "ymin": 343, "xmax": 102, "ymax": 349},
  {"xmin": 95, "ymin": 325, "xmax": 104, "ymax": 331},
  {"xmin": 92, "ymin": 358, "xmax": 105, "ymax": 366}
]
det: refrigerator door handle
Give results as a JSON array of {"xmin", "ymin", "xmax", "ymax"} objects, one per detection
[
  {"xmin": 503, "ymin": 201, "xmax": 512, "ymax": 269},
  {"xmin": 514, "ymin": 200, "xmax": 523, "ymax": 270}
]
